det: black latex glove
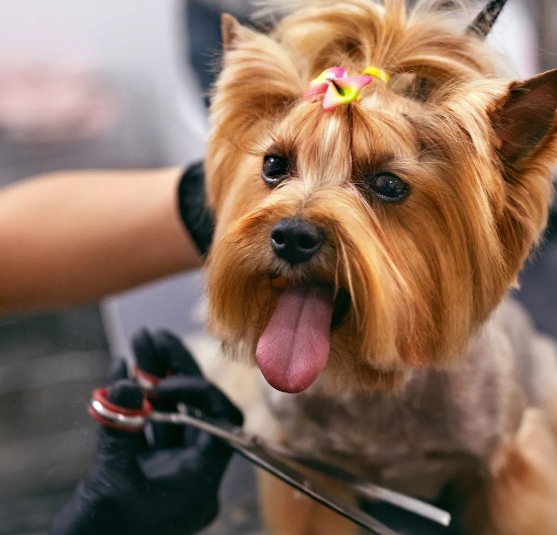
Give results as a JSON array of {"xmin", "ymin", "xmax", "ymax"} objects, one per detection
[
  {"xmin": 177, "ymin": 162, "xmax": 214, "ymax": 257},
  {"xmin": 50, "ymin": 330, "xmax": 243, "ymax": 535}
]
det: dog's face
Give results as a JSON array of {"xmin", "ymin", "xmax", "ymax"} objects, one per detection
[{"xmin": 205, "ymin": 1, "xmax": 557, "ymax": 394}]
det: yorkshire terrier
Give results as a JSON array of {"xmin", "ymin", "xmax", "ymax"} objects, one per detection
[{"xmin": 202, "ymin": 0, "xmax": 557, "ymax": 533}]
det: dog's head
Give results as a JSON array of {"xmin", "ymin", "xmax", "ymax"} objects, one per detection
[{"xmin": 205, "ymin": 0, "xmax": 557, "ymax": 394}]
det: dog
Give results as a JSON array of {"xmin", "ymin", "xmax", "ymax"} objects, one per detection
[{"xmin": 202, "ymin": 0, "xmax": 557, "ymax": 533}]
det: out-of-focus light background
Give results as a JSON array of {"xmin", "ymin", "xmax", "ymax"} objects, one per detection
[{"xmin": 0, "ymin": 1, "xmax": 555, "ymax": 534}]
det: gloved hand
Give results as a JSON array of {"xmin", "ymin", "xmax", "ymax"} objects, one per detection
[{"xmin": 50, "ymin": 330, "xmax": 243, "ymax": 535}]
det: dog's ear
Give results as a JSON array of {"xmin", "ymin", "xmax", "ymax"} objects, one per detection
[
  {"xmin": 212, "ymin": 15, "xmax": 301, "ymax": 130},
  {"xmin": 208, "ymin": 12, "xmax": 302, "ymax": 210},
  {"xmin": 490, "ymin": 70, "xmax": 557, "ymax": 279},
  {"xmin": 491, "ymin": 69, "xmax": 557, "ymax": 168},
  {"xmin": 221, "ymin": 13, "xmax": 243, "ymax": 52}
]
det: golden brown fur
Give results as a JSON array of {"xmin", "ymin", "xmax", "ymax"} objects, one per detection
[{"xmin": 203, "ymin": 0, "xmax": 557, "ymax": 533}]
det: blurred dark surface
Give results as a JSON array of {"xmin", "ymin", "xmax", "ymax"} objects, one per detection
[
  {"xmin": 187, "ymin": 0, "xmax": 224, "ymax": 99},
  {"xmin": 514, "ymin": 224, "xmax": 557, "ymax": 341},
  {"xmin": 0, "ymin": 307, "xmax": 110, "ymax": 535}
]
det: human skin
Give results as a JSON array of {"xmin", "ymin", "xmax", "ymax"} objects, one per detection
[{"xmin": 0, "ymin": 168, "xmax": 201, "ymax": 315}]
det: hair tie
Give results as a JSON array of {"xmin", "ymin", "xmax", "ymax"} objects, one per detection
[
  {"xmin": 363, "ymin": 66, "xmax": 390, "ymax": 85},
  {"xmin": 303, "ymin": 66, "xmax": 390, "ymax": 111}
]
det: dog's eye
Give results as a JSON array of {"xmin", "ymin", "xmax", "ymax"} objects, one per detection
[
  {"xmin": 262, "ymin": 156, "xmax": 288, "ymax": 187},
  {"xmin": 368, "ymin": 173, "xmax": 409, "ymax": 201}
]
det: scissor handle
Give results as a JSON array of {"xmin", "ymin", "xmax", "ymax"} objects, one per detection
[
  {"xmin": 134, "ymin": 365, "xmax": 164, "ymax": 392},
  {"xmin": 89, "ymin": 387, "xmax": 251, "ymax": 447},
  {"xmin": 89, "ymin": 387, "xmax": 153, "ymax": 432}
]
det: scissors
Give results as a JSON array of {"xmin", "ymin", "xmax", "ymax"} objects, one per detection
[{"xmin": 89, "ymin": 369, "xmax": 451, "ymax": 535}]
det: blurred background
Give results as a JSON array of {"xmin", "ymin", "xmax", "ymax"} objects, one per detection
[{"xmin": 0, "ymin": 1, "xmax": 555, "ymax": 534}]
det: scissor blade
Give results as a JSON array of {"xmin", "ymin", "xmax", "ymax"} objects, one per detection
[
  {"xmin": 149, "ymin": 410, "xmax": 253, "ymax": 448},
  {"xmin": 234, "ymin": 442, "xmax": 401, "ymax": 535},
  {"xmin": 149, "ymin": 410, "xmax": 448, "ymax": 529},
  {"xmin": 269, "ymin": 446, "xmax": 451, "ymax": 527},
  {"xmin": 354, "ymin": 483, "xmax": 451, "ymax": 527}
]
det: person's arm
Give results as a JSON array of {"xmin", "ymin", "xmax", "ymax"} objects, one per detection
[{"xmin": 0, "ymin": 168, "xmax": 202, "ymax": 316}]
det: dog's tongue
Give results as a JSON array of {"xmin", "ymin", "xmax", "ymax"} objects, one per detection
[{"xmin": 256, "ymin": 285, "xmax": 334, "ymax": 393}]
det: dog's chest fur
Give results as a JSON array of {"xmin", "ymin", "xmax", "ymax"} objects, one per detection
[{"xmin": 262, "ymin": 298, "xmax": 557, "ymax": 498}]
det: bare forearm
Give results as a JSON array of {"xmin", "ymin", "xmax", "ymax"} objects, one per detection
[{"xmin": 0, "ymin": 168, "xmax": 201, "ymax": 315}]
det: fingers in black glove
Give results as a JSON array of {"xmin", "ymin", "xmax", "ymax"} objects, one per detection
[
  {"xmin": 153, "ymin": 376, "xmax": 243, "ymax": 427},
  {"xmin": 133, "ymin": 329, "xmax": 201, "ymax": 448},
  {"xmin": 94, "ymin": 380, "xmax": 148, "ymax": 477},
  {"xmin": 134, "ymin": 329, "xmax": 242, "ymax": 425},
  {"xmin": 130, "ymin": 329, "xmax": 239, "ymax": 530},
  {"xmin": 133, "ymin": 328, "xmax": 243, "ymax": 468},
  {"xmin": 151, "ymin": 375, "xmax": 243, "ymax": 478},
  {"xmin": 133, "ymin": 329, "xmax": 203, "ymax": 379}
]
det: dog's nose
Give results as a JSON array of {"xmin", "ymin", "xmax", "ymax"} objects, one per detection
[{"xmin": 270, "ymin": 218, "xmax": 323, "ymax": 265}]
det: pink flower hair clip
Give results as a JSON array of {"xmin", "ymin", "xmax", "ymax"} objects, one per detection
[{"xmin": 303, "ymin": 66, "xmax": 389, "ymax": 111}]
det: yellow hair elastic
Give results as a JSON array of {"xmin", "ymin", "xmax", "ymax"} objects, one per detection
[{"xmin": 363, "ymin": 66, "xmax": 390, "ymax": 85}]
